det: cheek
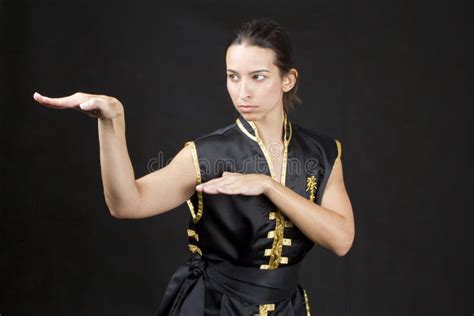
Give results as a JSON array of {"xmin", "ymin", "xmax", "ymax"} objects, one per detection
[
  {"xmin": 261, "ymin": 81, "xmax": 282, "ymax": 99},
  {"xmin": 227, "ymin": 82, "xmax": 238, "ymax": 99}
]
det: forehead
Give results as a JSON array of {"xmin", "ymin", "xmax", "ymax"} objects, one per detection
[{"xmin": 226, "ymin": 44, "xmax": 276, "ymax": 70}]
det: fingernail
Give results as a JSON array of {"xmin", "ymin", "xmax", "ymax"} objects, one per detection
[{"xmin": 80, "ymin": 101, "xmax": 90, "ymax": 109}]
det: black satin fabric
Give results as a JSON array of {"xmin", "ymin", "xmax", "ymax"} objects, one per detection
[
  {"xmin": 157, "ymin": 113, "xmax": 340, "ymax": 315},
  {"xmin": 158, "ymin": 254, "xmax": 308, "ymax": 315}
]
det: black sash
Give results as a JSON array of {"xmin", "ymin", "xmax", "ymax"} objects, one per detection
[{"xmin": 158, "ymin": 254, "xmax": 301, "ymax": 315}]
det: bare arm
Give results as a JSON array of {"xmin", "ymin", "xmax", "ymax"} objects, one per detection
[
  {"xmin": 131, "ymin": 143, "xmax": 197, "ymax": 219},
  {"xmin": 262, "ymin": 158, "xmax": 355, "ymax": 256},
  {"xmin": 33, "ymin": 91, "xmax": 197, "ymax": 219},
  {"xmin": 98, "ymin": 113, "xmax": 197, "ymax": 218},
  {"xmin": 194, "ymin": 153, "xmax": 355, "ymax": 256}
]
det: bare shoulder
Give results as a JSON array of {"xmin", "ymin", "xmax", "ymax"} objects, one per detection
[
  {"xmin": 132, "ymin": 142, "xmax": 197, "ymax": 218},
  {"xmin": 145, "ymin": 141, "xmax": 197, "ymax": 192}
]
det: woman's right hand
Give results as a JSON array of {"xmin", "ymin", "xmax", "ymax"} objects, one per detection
[{"xmin": 33, "ymin": 91, "xmax": 124, "ymax": 120}]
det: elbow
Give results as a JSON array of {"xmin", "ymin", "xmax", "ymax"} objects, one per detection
[
  {"xmin": 107, "ymin": 204, "xmax": 139, "ymax": 219},
  {"xmin": 104, "ymin": 198, "xmax": 123, "ymax": 218},
  {"xmin": 334, "ymin": 231, "xmax": 355, "ymax": 257},
  {"xmin": 335, "ymin": 243, "xmax": 352, "ymax": 257},
  {"xmin": 106, "ymin": 201, "xmax": 144, "ymax": 219},
  {"xmin": 104, "ymin": 186, "xmax": 144, "ymax": 219},
  {"xmin": 104, "ymin": 195, "xmax": 136, "ymax": 219},
  {"xmin": 108, "ymin": 206, "xmax": 125, "ymax": 219},
  {"xmin": 106, "ymin": 201, "xmax": 132, "ymax": 219},
  {"xmin": 334, "ymin": 216, "xmax": 355, "ymax": 257},
  {"xmin": 104, "ymin": 195, "xmax": 122, "ymax": 218}
]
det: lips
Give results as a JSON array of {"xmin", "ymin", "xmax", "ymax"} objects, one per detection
[{"xmin": 238, "ymin": 105, "xmax": 257, "ymax": 112}]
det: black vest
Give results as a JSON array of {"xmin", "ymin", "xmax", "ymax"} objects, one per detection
[{"xmin": 183, "ymin": 112, "xmax": 341, "ymax": 269}]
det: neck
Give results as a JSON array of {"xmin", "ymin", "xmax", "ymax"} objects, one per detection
[{"xmin": 252, "ymin": 107, "xmax": 285, "ymax": 147}]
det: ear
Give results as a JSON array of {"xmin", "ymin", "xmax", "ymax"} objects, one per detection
[{"xmin": 282, "ymin": 68, "xmax": 298, "ymax": 92}]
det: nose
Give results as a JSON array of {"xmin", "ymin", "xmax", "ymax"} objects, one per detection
[{"xmin": 238, "ymin": 79, "xmax": 252, "ymax": 101}]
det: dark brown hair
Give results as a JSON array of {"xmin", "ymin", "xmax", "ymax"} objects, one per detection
[{"xmin": 225, "ymin": 17, "xmax": 301, "ymax": 112}]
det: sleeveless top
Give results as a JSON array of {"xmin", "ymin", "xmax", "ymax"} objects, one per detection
[{"xmin": 158, "ymin": 112, "xmax": 342, "ymax": 316}]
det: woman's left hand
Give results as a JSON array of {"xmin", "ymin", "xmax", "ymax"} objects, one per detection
[{"xmin": 195, "ymin": 172, "xmax": 271, "ymax": 196}]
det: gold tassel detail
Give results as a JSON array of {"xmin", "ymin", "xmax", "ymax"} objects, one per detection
[{"xmin": 306, "ymin": 176, "xmax": 318, "ymax": 202}]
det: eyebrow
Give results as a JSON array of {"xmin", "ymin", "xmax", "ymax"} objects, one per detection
[{"xmin": 226, "ymin": 69, "xmax": 271, "ymax": 74}]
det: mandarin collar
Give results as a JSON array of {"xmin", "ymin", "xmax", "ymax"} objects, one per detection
[{"xmin": 235, "ymin": 111, "xmax": 292, "ymax": 145}]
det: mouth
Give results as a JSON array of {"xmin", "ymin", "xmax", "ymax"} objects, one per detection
[{"xmin": 238, "ymin": 105, "xmax": 257, "ymax": 112}]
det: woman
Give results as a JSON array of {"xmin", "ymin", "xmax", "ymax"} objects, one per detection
[{"xmin": 33, "ymin": 18, "xmax": 354, "ymax": 316}]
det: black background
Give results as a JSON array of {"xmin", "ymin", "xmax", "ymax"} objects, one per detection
[{"xmin": 1, "ymin": 0, "xmax": 471, "ymax": 315}]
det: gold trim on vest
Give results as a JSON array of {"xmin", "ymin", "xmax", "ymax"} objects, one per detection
[
  {"xmin": 303, "ymin": 288, "xmax": 312, "ymax": 315},
  {"xmin": 333, "ymin": 139, "xmax": 342, "ymax": 169},
  {"xmin": 187, "ymin": 229, "xmax": 199, "ymax": 242},
  {"xmin": 184, "ymin": 141, "xmax": 204, "ymax": 223},
  {"xmin": 236, "ymin": 112, "xmax": 294, "ymax": 270}
]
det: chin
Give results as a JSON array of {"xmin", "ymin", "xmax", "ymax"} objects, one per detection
[{"xmin": 239, "ymin": 111, "xmax": 259, "ymax": 120}]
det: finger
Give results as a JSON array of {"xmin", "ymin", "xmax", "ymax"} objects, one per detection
[
  {"xmin": 197, "ymin": 173, "xmax": 238, "ymax": 191},
  {"xmin": 33, "ymin": 91, "xmax": 89, "ymax": 108},
  {"xmin": 210, "ymin": 182, "xmax": 238, "ymax": 195},
  {"xmin": 33, "ymin": 92, "xmax": 66, "ymax": 109},
  {"xmin": 202, "ymin": 184, "xmax": 231, "ymax": 194},
  {"xmin": 203, "ymin": 177, "xmax": 235, "ymax": 188},
  {"xmin": 201, "ymin": 177, "xmax": 228, "ymax": 186},
  {"xmin": 216, "ymin": 185, "xmax": 238, "ymax": 195},
  {"xmin": 223, "ymin": 171, "xmax": 241, "ymax": 177},
  {"xmin": 78, "ymin": 98, "xmax": 101, "ymax": 111},
  {"xmin": 218, "ymin": 182, "xmax": 240, "ymax": 190},
  {"xmin": 76, "ymin": 100, "xmax": 103, "ymax": 118}
]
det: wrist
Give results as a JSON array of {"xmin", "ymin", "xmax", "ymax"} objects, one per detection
[
  {"xmin": 99, "ymin": 99, "xmax": 125, "ymax": 122},
  {"xmin": 99, "ymin": 109, "xmax": 124, "ymax": 124},
  {"xmin": 262, "ymin": 175, "xmax": 277, "ymax": 195}
]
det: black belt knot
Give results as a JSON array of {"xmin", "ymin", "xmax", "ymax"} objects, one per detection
[{"xmin": 158, "ymin": 254, "xmax": 302, "ymax": 315}]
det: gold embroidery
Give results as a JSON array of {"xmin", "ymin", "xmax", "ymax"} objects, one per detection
[
  {"xmin": 333, "ymin": 139, "xmax": 342, "ymax": 169},
  {"xmin": 188, "ymin": 244, "xmax": 202, "ymax": 256},
  {"xmin": 303, "ymin": 289, "xmax": 311, "ymax": 315},
  {"xmin": 306, "ymin": 175, "xmax": 318, "ymax": 202},
  {"xmin": 238, "ymin": 112, "xmax": 293, "ymax": 269},
  {"xmin": 184, "ymin": 141, "xmax": 204, "ymax": 223},
  {"xmin": 264, "ymin": 243, "xmax": 291, "ymax": 256},
  {"xmin": 187, "ymin": 229, "xmax": 199, "ymax": 241},
  {"xmin": 279, "ymin": 257, "xmax": 288, "ymax": 264},
  {"xmin": 266, "ymin": 211, "xmax": 286, "ymax": 269},
  {"xmin": 249, "ymin": 121, "xmax": 277, "ymax": 177},
  {"xmin": 249, "ymin": 113, "xmax": 292, "ymax": 269},
  {"xmin": 237, "ymin": 112, "xmax": 292, "ymax": 183},
  {"xmin": 258, "ymin": 303, "xmax": 275, "ymax": 316}
]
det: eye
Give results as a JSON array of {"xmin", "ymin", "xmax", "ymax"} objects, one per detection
[
  {"xmin": 254, "ymin": 74, "xmax": 266, "ymax": 81},
  {"xmin": 227, "ymin": 74, "xmax": 239, "ymax": 81}
]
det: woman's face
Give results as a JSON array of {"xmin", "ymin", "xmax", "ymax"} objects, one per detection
[{"xmin": 225, "ymin": 44, "xmax": 286, "ymax": 121}]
